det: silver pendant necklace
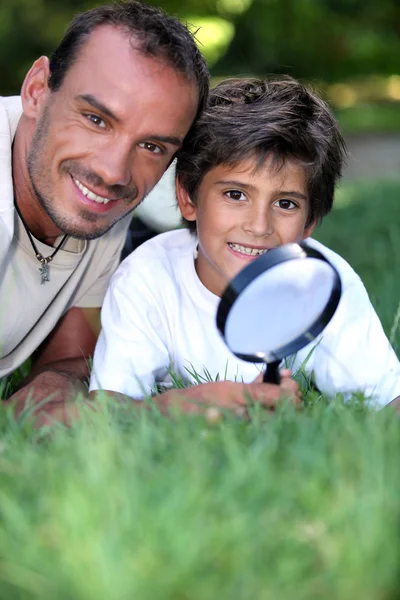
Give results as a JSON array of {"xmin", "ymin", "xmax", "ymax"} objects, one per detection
[{"xmin": 14, "ymin": 201, "xmax": 68, "ymax": 284}]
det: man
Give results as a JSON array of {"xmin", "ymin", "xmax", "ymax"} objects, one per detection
[
  {"xmin": 0, "ymin": 1, "xmax": 208, "ymax": 421},
  {"xmin": 2, "ymin": 1, "xmax": 297, "ymax": 424}
]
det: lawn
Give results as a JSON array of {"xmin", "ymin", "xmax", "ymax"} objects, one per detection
[{"xmin": 0, "ymin": 179, "xmax": 399, "ymax": 599}]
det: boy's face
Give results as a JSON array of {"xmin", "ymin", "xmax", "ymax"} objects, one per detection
[{"xmin": 177, "ymin": 156, "xmax": 316, "ymax": 296}]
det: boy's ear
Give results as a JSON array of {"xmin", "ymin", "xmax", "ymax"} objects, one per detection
[
  {"xmin": 176, "ymin": 176, "xmax": 197, "ymax": 222},
  {"xmin": 302, "ymin": 219, "xmax": 317, "ymax": 240}
]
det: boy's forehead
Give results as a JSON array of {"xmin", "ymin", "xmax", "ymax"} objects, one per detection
[{"xmin": 208, "ymin": 155, "xmax": 309, "ymax": 191}]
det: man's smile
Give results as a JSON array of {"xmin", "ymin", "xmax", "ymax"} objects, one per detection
[{"xmin": 72, "ymin": 176, "xmax": 115, "ymax": 204}]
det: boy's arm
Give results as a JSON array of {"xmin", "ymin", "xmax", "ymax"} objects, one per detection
[
  {"xmin": 388, "ymin": 396, "xmax": 400, "ymax": 412},
  {"xmin": 90, "ymin": 371, "xmax": 301, "ymax": 415},
  {"xmin": 302, "ymin": 272, "xmax": 400, "ymax": 405},
  {"xmin": 90, "ymin": 260, "xmax": 301, "ymax": 413},
  {"xmin": 89, "ymin": 262, "xmax": 178, "ymax": 400}
]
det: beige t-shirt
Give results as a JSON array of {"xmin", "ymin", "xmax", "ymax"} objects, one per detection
[{"xmin": 0, "ymin": 96, "xmax": 130, "ymax": 378}]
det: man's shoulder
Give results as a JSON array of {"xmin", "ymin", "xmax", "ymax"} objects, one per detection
[{"xmin": 0, "ymin": 96, "xmax": 22, "ymax": 137}]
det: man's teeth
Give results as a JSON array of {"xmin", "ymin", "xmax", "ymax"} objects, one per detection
[
  {"xmin": 228, "ymin": 243, "xmax": 269, "ymax": 256},
  {"xmin": 73, "ymin": 178, "xmax": 111, "ymax": 204}
]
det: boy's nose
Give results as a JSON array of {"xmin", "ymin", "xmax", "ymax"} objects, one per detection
[{"xmin": 244, "ymin": 208, "xmax": 273, "ymax": 237}]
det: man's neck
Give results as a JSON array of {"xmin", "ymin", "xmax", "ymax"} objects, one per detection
[{"xmin": 12, "ymin": 120, "xmax": 64, "ymax": 243}]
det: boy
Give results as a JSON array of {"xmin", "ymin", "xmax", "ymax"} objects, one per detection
[{"xmin": 90, "ymin": 77, "xmax": 400, "ymax": 407}]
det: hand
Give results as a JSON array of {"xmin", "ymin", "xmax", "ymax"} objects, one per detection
[
  {"xmin": 3, "ymin": 370, "xmax": 90, "ymax": 428},
  {"xmin": 155, "ymin": 369, "xmax": 301, "ymax": 416}
]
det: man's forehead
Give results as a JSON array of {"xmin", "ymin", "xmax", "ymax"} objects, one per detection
[
  {"xmin": 62, "ymin": 25, "xmax": 195, "ymax": 107},
  {"xmin": 69, "ymin": 25, "xmax": 173, "ymax": 81}
]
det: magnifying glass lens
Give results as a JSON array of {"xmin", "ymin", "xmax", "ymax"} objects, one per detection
[{"xmin": 225, "ymin": 258, "xmax": 337, "ymax": 358}]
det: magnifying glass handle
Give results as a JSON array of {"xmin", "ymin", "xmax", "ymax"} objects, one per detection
[{"xmin": 263, "ymin": 360, "xmax": 281, "ymax": 384}]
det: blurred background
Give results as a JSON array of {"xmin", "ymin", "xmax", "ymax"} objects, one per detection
[
  {"xmin": 1, "ymin": 0, "xmax": 399, "ymax": 180},
  {"xmin": 2, "ymin": 0, "xmax": 399, "ymax": 144},
  {"xmin": 2, "ymin": 0, "xmax": 399, "ymax": 181},
  {"xmin": 1, "ymin": 0, "xmax": 400, "ymax": 347}
]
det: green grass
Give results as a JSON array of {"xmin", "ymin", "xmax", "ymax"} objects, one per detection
[
  {"xmin": 0, "ymin": 397, "xmax": 399, "ymax": 600},
  {"xmin": 1, "ymin": 178, "xmax": 400, "ymax": 599}
]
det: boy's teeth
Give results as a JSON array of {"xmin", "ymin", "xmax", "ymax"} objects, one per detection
[
  {"xmin": 228, "ymin": 243, "xmax": 269, "ymax": 256},
  {"xmin": 73, "ymin": 178, "xmax": 111, "ymax": 204}
]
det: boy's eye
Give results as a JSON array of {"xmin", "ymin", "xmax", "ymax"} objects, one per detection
[
  {"xmin": 225, "ymin": 190, "xmax": 246, "ymax": 201},
  {"xmin": 139, "ymin": 142, "xmax": 163, "ymax": 154},
  {"xmin": 85, "ymin": 114, "xmax": 106, "ymax": 129},
  {"xmin": 276, "ymin": 198, "xmax": 297, "ymax": 210}
]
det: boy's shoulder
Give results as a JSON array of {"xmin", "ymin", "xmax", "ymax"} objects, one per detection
[
  {"xmin": 305, "ymin": 237, "xmax": 362, "ymax": 286},
  {"xmin": 125, "ymin": 228, "xmax": 195, "ymax": 267},
  {"xmin": 114, "ymin": 228, "xmax": 196, "ymax": 289}
]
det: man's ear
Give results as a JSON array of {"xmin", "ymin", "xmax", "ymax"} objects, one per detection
[
  {"xmin": 302, "ymin": 219, "xmax": 317, "ymax": 240},
  {"xmin": 176, "ymin": 176, "xmax": 197, "ymax": 221},
  {"xmin": 21, "ymin": 56, "xmax": 51, "ymax": 120}
]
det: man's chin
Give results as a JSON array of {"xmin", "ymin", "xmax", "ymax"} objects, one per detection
[
  {"xmin": 55, "ymin": 210, "xmax": 128, "ymax": 240},
  {"xmin": 64, "ymin": 222, "xmax": 115, "ymax": 241}
]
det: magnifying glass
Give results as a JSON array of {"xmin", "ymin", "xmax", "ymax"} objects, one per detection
[{"xmin": 216, "ymin": 242, "xmax": 342, "ymax": 384}]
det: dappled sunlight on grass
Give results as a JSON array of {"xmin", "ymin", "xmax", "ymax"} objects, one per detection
[{"xmin": 326, "ymin": 74, "xmax": 400, "ymax": 107}]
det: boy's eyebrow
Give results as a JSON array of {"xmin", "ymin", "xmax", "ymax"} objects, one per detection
[
  {"xmin": 277, "ymin": 191, "xmax": 308, "ymax": 201},
  {"xmin": 215, "ymin": 180, "xmax": 308, "ymax": 200}
]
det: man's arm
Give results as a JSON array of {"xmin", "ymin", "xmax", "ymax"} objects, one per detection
[
  {"xmin": 30, "ymin": 306, "xmax": 101, "ymax": 377},
  {"xmin": 5, "ymin": 307, "xmax": 101, "ymax": 424}
]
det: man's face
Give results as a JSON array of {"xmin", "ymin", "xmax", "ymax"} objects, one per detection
[
  {"xmin": 178, "ymin": 156, "xmax": 316, "ymax": 296},
  {"xmin": 27, "ymin": 26, "xmax": 198, "ymax": 239}
]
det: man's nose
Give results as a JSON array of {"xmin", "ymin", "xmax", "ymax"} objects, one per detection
[{"xmin": 91, "ymin": 142, "xmax": 133, "ymax": 188}]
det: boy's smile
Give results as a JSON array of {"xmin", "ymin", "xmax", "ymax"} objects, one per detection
[
  {"xmin": 227, "ymin": 242, "xmax": 271, "ymax": 258},
  {"xmin": 177, "ymin": 155, "xmax": 316, "ymax": 296}
]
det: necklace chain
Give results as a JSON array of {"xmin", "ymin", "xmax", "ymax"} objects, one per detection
[{"xmin": 14, "ymin": 201, "xmax": 68, "ymax": 284}]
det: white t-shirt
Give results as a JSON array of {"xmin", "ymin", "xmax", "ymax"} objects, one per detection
[
  {"xmin": 91, "ymin": 229, "xmax": 400, "ymax": 406},
  {"xmin": 0, "ymin": 96, "xmax": 130, "ymax": 378}
]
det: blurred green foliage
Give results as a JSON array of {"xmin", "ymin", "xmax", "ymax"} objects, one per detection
[
  {"xmin": 1, "ymin": 0, "xmax": 399, "ymax": 95},
  {"xmin": 214, "ymin": 0, "xmax": 400, "ymax": 81}
]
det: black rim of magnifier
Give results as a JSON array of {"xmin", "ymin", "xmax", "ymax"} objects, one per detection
[{"xmin": 216, "ymin": 241, "xmax": 342, "ymax": 364}]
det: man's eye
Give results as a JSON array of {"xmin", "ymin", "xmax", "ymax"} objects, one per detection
[
  {"xmin": 226, "ymin": 190, "xmax": 246, "ymax": 201},
  {"xmin": 277, "ymin": 199, "xmax": 297, "ymax": 210},
  {"xmin": 139, "ymin": 142, "xmax": 163, "ymax": 154},
  {"xmin": 86, "ymin": 114, "xmax": 106, "ymax": 129}
]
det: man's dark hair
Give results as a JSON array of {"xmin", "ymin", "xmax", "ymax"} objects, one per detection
[
  {"xmin": 48, "ymin": 1, "xmax": 209, "ymax": 118},
  {"xmin": 176, "ymin": 77, "xmax": 347, "ymax": 232}
]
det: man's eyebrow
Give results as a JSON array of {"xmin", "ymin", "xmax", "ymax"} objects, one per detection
[
  {"xmin": 76, "ymin": 94, "xmax": 182, "ymax": 147},
  {"xmin": 76, "ymin": 94, "xmax": 120, "ymax": 122}
]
